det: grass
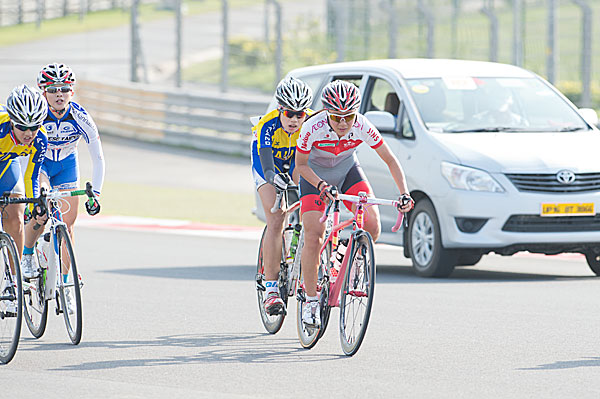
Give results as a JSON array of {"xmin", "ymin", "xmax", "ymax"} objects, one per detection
[{"xmin": 82, "ymin": 180, "xmax": 262, "ymax": 227}]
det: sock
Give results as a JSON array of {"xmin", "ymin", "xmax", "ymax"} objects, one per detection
[
  {"xmin": 265, "ymin": 280, "xmax": 278, "ymax": 295},
  {"xmin": 306, "ymin": 295, "xmax": 318, "ymax": 303},
  {"xmin": 23, "ymin": 246, "xmax": 34, "ymax": 255},
  {"xmin": 63, "ymin": 274, "xmax": 68, "ymax": 284}
]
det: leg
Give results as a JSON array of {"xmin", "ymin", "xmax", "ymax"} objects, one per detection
[
  {"xmin": 2, "ymin": 201, "xmax": 25, "ymax": 275},
  {"xmin": 300, "ymin": 210, "xmax": 326, "ymax": 298},
  {"xmin": 257, "ymin": 183, "xmax": 285, "ymax": 281},
  {"xmin": 59, "ymin": 193, "xmax": 79, "ymax": 275}
]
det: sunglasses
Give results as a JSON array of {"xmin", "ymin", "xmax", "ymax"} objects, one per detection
[
  {"xmin": 328, "ymin": 112, "xmax": 356, "ymax": 124},
  {"xmin": 280, "ymin": 109, "xmax": 306, "ymax": 119},
  {"xmin": 13, "ymin": 123, "xmax": 40, "ymax": 132},
  {"xmin": 46, "ymin": 86, "xmax": 72, "ymax": 94}
]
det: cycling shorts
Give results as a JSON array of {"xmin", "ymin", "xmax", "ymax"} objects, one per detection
[
  {"xmin": 300, "ymin": 161, "xmax": 373, "ymax": 214},
  {"xmin": 40, "ymin": 153, "xmax": 79, "ymax": 191},
  {"xmin": 0, "ymin": 159, "xmax": 24, "ymax": 195}
]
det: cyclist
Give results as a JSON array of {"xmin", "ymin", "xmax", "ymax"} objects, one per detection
[
  {"xmin": 295, "ymin": 80, "xmax": 414, "ymax": 327},
  {"xmin": 251, "ymin": 76, "xmax": 313, "ymax": 316},
  {"xmin": 21, "ymin": 63, "xmax": 104, "ymax": 280},
  {"xmin": 0, "ymin": 85, "xmax": 48, "ymax": 311}
]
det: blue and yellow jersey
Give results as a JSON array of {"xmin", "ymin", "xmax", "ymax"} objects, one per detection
[
  {"xmin": 251, "ymin": 108, "xmax": 313, "ymax": 178},
  {"xmin": 0, "ymin": 104, "xmax": 48, "ymax": 197}
]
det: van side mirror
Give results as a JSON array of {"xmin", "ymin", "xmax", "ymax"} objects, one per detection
[
  {"xmin": 579, "ymin": 108, "xmax": 599, "ymax": 127},
  {"xmin": 364, "ymin": 111, "xmax": 396, "ymax": 132}
]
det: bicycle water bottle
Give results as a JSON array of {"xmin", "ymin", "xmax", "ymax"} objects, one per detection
[
  {"xmin": 330, "ymin": 239, "xmax": 348, "ymax": 284},
  {"xmin": 289, "ymin": 224, "xmax": 302, "ymax": 260},
  {"xmin": 36, "ymin": 233, "xmax": 50, "ymax": 271},
  {"xmin": 283, "ymin": 226, "xmax": 294, "ymax": 262}
]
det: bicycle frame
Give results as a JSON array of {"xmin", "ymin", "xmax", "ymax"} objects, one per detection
[{"xmin": 318, "ymin": 192, "xmax": 404, "ymax": 308}]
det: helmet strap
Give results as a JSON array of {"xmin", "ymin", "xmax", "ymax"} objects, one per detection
[{"xmin": 49, "ymin": 102, "xmax": 69, "ymax": 116}]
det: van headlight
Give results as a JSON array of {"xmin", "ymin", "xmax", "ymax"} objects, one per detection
[{"xmin": 441, "ymin": 162, "xmax": 505, "ymax": 193}]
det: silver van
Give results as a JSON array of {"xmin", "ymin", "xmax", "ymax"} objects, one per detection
[{"xmin": 258, "ymin": 59, "xmax": 600, "ymax": 277}]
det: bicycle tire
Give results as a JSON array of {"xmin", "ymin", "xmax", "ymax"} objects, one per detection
[
  {"xmin": 339, "ymin": 231, "xmax": 375, "ymax": 356},
  {"xmin": 0, "ymin": 232, "xmax": 23, "ymax": 364},
  {"xmin": 23, "ymin": 239, "xmax": 49, "ymax": 339},
  {"xmin": 255, "ymin": 226, "xmax": 286, "ymax": 334},
  {"xmin": 56, "ymin": 225, "xmax": 82, "ymax": 345},
  {"xmin": 316, "ymin": 241, "xmax": 332, "ymax": 340}
]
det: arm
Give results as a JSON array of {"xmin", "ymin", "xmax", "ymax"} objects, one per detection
[
  {"xmin": 86, "ymin": 137, "xmax": 105, "ymax": 196},
  {"xmin": 259, "ymin": 148, "xmax": 277, "ymax": 184}
]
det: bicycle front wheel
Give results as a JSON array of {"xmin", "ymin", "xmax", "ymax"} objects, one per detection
[
  {"xmin": 56, "ymin": 225, "xmax": 82, "ymax": 345},
  {"xmin": 339, "ymin": 232, "xmax": 375, "ymax": 356},
  {"xmin": 0, "ymin": 232, "xmax": 22, "ymax": 364},
  {"xmin": 23, "ymin": 239, "xmax": 49, "ymax": 338},
  {"xmin": 256, "ymin": 226, "xmax": 286, "ymax": 334}
]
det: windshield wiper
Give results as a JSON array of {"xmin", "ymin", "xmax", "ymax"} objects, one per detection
[
  {"xmin": 556, "ymin": 126, "xmax": 588, "ymax": 132},
  {"xmin": 444, "ymin": 126, "xmax": 528, "ymax": 133}
]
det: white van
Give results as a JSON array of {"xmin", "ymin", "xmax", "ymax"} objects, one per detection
[{"xmin": 257, "ymin": 59, "xmax": 600, "ymax": 277}]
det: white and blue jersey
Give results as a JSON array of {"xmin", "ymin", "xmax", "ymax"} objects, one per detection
[{"xmin": 41, "ymin": 101, "xmax": 105, "ymax": 195}]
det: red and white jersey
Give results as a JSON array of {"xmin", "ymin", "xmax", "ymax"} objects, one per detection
[{"xmin": 297, "ymin": 112, "xmax": 384, "ymax": 168}]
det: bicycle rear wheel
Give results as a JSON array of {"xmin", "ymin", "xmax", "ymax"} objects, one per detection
[
  {"xmin": 339, "ymin": 232, "xmax": 375, "ymax": 356},
  {"xmin": 56, "ymin": 225, "xmax": 82, "ymax": 345},
  {"xmin": 23, "ymin": 239, "xmax": 48, "ymax": 338},
  {"xmin": 0, "ymin": 232, "xmax": 22, "ymax": 364},
  {"xmin": 256, "ymin": 226, "xmax": 286, "ymax": 334}
]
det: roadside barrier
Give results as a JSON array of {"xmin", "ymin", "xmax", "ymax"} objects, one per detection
[{"xmin": 77, "ymin": 79, "xmax": 270, "ymax": 156}]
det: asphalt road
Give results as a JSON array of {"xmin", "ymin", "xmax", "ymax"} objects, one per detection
[{"xmin": 4, "ymin": 137, "xmax": 600, "ymax": 398}]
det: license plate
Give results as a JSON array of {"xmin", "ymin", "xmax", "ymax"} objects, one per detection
[{"xmin": 540, "ymin": 203, "xmax": 595, "ymax": 217}]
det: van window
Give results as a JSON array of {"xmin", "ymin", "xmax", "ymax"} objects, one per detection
[
  {"xmin": 365, "ymin": 78, "xmax": 398, "ymax": 116},
  {"xmin": 399, "ymin": 105, "xmax": 415, "ymax": 139}
]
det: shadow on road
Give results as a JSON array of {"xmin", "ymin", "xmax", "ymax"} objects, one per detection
[
  {"xmin": 518, "ymin": 357, "xmax": 600, "ymax": 370},
  {"xmin": 32, "ymin": 333, "xmax": 345, "ymax": 370},
  {"xmin": 103, "ymin": 264, "xmax": 597, "ymax": 284},
  {"xmin": 377, "ymin": 264, "xmax": 597, "ymax": 283}
]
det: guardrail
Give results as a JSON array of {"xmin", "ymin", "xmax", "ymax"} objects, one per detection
[{"xmin": 76, "ymin": 79, "xmax": 270, "ymax": 156}]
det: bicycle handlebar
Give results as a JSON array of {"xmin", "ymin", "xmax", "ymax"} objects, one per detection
[
  {"xmin": 318, "ymin": 192, "xmax": 406, "ymax": 232},
  {"xmin": 270, "ymin": 183, "xmax": 299, "ymax": 213}
]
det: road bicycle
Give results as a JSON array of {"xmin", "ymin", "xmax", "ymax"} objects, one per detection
[
  {"xmin": 22, "ymin": 182, "xmax": 99, "ymax": 345},
  {"xmin": 296, "ymin": 190, "xmax": 407, "ymax": 356},
  {"xmin": 0, "ymin": 194, "xmax": 42, "ymax": 364},
  {"xmin": 255, "ymin": 180, "xmax": 302, "ymax": 334}
]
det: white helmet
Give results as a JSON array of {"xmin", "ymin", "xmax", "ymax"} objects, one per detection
[
  {"xmin": 6, "ymin": 85, "xmax": 48, "ymax": 127},
  {"xmin": 37, "ymin": 63, "xmax": 76, "ymax": 89},
  {"xmin": 275, "ymin": 77, "xmax": 313, "ymax": 111}
]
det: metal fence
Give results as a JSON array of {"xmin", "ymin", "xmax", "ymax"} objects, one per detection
[{"xmin": 76, "ymin": 79, "xmax": 269, "ymax": 155}]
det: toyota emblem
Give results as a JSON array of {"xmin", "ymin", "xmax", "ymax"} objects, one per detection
[{"xmin": 556, "ymin": 170, "xmax": 576, "ymax": 184}]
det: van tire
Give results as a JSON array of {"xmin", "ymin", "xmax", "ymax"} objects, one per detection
[
  {"xmin": 584, "ymin": 251, "xmax": 600, "ymax": 276},
  {"xmin": 407, "ymin": 199, "xmax": 456, "ymax": 277}
]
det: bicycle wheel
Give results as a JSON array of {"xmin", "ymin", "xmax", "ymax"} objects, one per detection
[
  {"xmin": 0, "ymin": 232, "xmax": 22, "ymax": 364},
  {"xmin": 23, "ymin": 240, "xmax": 48, "ymax": 339},
  {"xmin": 255, "ymin": 226, "xmax": 286, "ymax": 334},
  {"xmin": 56, "ymin": 225, "xmax": 82, "ymax": 345},
  {"xmin": 339, "ymin": 232, "xmax": 375, "ymax": 356}
]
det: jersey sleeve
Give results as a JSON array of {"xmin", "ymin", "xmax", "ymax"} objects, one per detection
[
  {"xmin": 296, "ymin": 122, "xmax": 315, "ymax": 154},
  {"xmin": 23, "ymin": 132, "xmax": 48, "ymax": 198},
  {"xmin": 256, "ymin": 117, "xmax": 278, "ymax": 154},
  {"xmin": 72, "ymin": 102, "xmax": 105, "ymax": 195},
  {"xmin": 357, "ymin": 114, "xmax": 384, "ymax": 149}
]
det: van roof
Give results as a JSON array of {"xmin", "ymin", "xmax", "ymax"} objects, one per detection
[{"xmin": 292, "ymin": 58, "xmax": 535, "ymax": 80}]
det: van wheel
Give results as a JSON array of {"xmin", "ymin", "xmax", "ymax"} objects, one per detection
[
  {"xmin": 584, "ymin": 252, "xmax": 600, "ymax": 276},
  {"xmin": 407, "ymin": 199, "xmax": 457, "ymax": 277}
]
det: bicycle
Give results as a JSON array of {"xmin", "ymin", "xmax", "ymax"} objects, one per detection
[
  {"xmin": 296, "ymin": 190, "xmax": 407, "ymax": 356},
  {"xmin": 0, "ymin": 194, "xmax": 42, "ymax": 364},
  {"xmin": 255, "ymin": 180, "xmax": 302, "ymax": 334},
  {"xmin": 22, "ymin": 182, "xmax": 99, "ymax": 345}
]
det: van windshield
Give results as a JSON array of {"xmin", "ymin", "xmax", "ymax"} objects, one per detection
[{"xmin": 406, "ymin": 77, "xmax": 590, "ymax": 133}]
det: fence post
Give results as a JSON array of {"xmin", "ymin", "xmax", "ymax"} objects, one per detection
[
  {"xmin": 36, "ymin": 0, "xmax": 43, "ymax": 29},
  {"xmin": 272, "ymin": 0, "xmax": 282, "ymax": 87},
  {"xmin": 17, "ymin": 0, "xmax": 23, "ymax": 24},
  {"xmin": 131, "ymin": 0, "xmax": 140, "ymax": 82},
  {"xmin": 570, "ymin": 0, "xmax": 592, "ymax": 107},
  {"xmin": 63, "ymin": 0, "xmax": 68, "ymax": 17},
  {"xmin": 80, "ymin": 0, "xmax": 85, "ymax": 20},
  {"xmin": 451, "ymin": 0, "xmax": 460, "ymax": 58},
  {"xmin": 546, "ymin": 0, "xmax": 557, "ymax": 84},
  {"xmin": 481, "ymin": 0, "xmax": 498, "ymax": 62},
  {"xmin": 362, "ymin": 0, "xmax": 370, "ymax": 59},
  {"xmin": 221, "ymin": 0, "xmax": 229, "ymax": 92},
  {"xmin": 417, "ymin": 0, "xmax": 435, "ymax": 58},
  {"xmin": 264, "ymin": 0, "xmax": 269, "ymax": 44},
  {"xmin": 388, "ymin": 0, "xmax": 396, "ymax": 58},
  {"xmin": 175, "ymin": 0, "xmax": 182, "ymax": 87},
  {"xmin": 512, "ymin": 0, "xmax": 523, "ymax": 66},
  {"xmin": 334, "ymin": 0, "xmax": 346, "ymax": 62}
]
